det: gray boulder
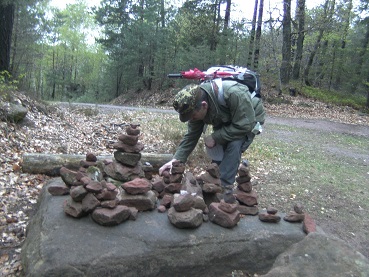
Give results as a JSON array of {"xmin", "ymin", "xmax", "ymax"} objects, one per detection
[{"xmin": 261, "ymin": 232, "xmax": 369, "ymax": 277}]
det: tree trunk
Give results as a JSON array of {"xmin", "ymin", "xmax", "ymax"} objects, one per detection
[
  {"xmin": 280, "ymin": 0, "xmax": 292, "ymax": 86},
  {"xmin": 292, "ymin": 0, "xmax": 305, "ymax": 80},
  {"xmin": 0, "ymin": 2, "xmax": 15, "ymax": 74},
  {"xmin": 247, "ymin": 0, "xmax": 258, "ymax": 68},
  {"xmin": 21, "ymin": 153, "xmax": 174, "ymax": 176},
  {"xmin": 253, "ymin": 0, "xmax": 264, "ymax": 70}
]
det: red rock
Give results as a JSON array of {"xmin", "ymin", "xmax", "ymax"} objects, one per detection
[
  {"xmin": 126, "ymin": 126, "xmax": 140, "ymax": 136},
  {"xmin": 303, "ymin": 213, "xmax": 317, "ymax": 234},
  {"xmin": 171, "ymin": 162, "xmax": 186, "ymax": 174},
  {"xmin": 235, "ymin": 189, "xmax": 258, "ymax": 206},
  {"xmin": 167, "ymin": 207, "xmax": 203, "ymax": 229},
  {"xmin": 208, "ymin": 202, "xmax": 240, "ymax": 228},
  {"xmin": 284, "ymin": 211, "xmax": 305, "ymax": 222},
  {"xmin": 80, "ymin": 176, "xmax": 92, "ymax": 186},
  {"xmin": 160, "ymin": 194, "xmax": 173, "ymax": 208},
  {"xmin": 235, "ymin": 175, "xmax": 251, "ymax": 184},
  {"xmin": 82, "ymin": 193, "xmax": 100, "ymax": 213},
  {"xmin": 164, "ymin": 183, "xmax": 182, "ymax": 194},
  {"xmin": 114, "ymin": 151, "xmax": 141, "ymax": 167},
  {"xmin": 91, "ymin": 206, "xmax": 131, "ymax": 226},
  {"xmin": 258, "ymin": 212, "xmax": 281, "ymax": 223},
  {"xmin": 267, "ymin": 206, "xmax": 278, "ymax": 215},
  {"xmin": 86, "ymin": 152, "xmax": 97, "ymax": 162},
  {"xmin": 48, "ymin": 182, "xmax": 70, "ymax": 196},
  {"xmin": 237, "ymin": 182, "xmax": 252, "ymax": 193},
  {"xmin": 118, "ymin": 133, "xmax": 139, "ymax": 146},
  {"xmin": 169, "ymin": 173, "xmax": 183, "ymax": 184},
  {"xmin": 151, "ymin": 177, "xmax": 165, "ymax": 193},
  {"xmin": 219, "ymin": 200, "xmax": 239, "ymax": 213},
  {"xmin": 122, "ymin": 178, "xmax": 152, "ymax": 195},
  {"xmin": 238, "ymin": 205, "xmax": 259, "ymax": 215},
  {"xmin": 101, "ymin": 199, "xmax": 119, "ymax": 209},
  {"xmin": 294, "ymin": 203, "xmax": 304, "ymax": 214},
  {"xmin": 238, "ymin": 164, "xmax": 251, "ymax": 177},
  {"xmin": 173, "ymin": 194, "xmax": 195, "ymax": 212},
  {"xmin": 113, "ymin": 141, "xmax": 144, "ymax": 153},
  {"xmin": 157, "ymin": 205, "xmax": 167, "ymax": 213},
  {"xmin": 60, "ymin": 167, "xmax": 83, "ymax": 187},
  {"xmin": 198, "ymin": 172, "xmax": 221, "ymax": 186},
  {"xmin": 95, "ymin": 188, "xmax": 118, "ymax": 201},
  {"xmin": 70, "ymin": 185, "xmax": 88, "ymax": 202},
  {"xmin": 127, "ymin": 206, "xmax": 139, "ymax": 220},
  {"xmin": 206, "ymin": 163, "xmax": 220, "ymax": 178},
  {"xmin": 202, "ymin": 183, "xmax": 222, "ymax": 194},
  {"xmin": 63, "ymin": 198, "xmax": 86, "ymax": 218},
  {"xmin": 119, "ymin": 190, "xmax": 157, "ymax": 211},
  {"xmin": 85, "ymin": 181, "xmax": 103, "ymax": 193}
]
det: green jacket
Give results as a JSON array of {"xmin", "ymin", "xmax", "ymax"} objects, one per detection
[{"xmin": 173, "ymin": 80, "xmax": 266, "ymax": 163}]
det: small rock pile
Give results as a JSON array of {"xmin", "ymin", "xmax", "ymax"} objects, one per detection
[
  {"xmin": 153, "ymin": 163, "xmax": 207, "ymax": 228},
  {"xmin": 104, "ymin": 123, "xmax": 146, "ymax": 182},
  {"xmin": 48, "ymin": 123, "xmax": 159, "ymax": 226},
  {"xmin": 258, "ymin": 206, "xmax": 281, "ymax": 223},
  {"xmin": 167, "ymin": 193, "xmax": 204, "ymax": 229},
  {"xmin": 208, "ymin": 200, "xmax": 241, "ymax": 228},
  {"xmin": 234, "ymin": 162, "xmax": 259, "ymax": 216}
]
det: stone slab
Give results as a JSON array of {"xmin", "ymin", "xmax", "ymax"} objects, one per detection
[{"xmin": 22, "ymin": 178, "xmax": 307, "ymax": 277}]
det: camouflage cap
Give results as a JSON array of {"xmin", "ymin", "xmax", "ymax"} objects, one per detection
[{"xmin": 173, "ymin": 84, "xmax": 202, "ymax": 122}]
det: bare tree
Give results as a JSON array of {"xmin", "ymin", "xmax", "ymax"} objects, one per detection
[
  {"xmin": 280, "ymin": 0, "xmax": 292, "ymax": 86},
  {"xmin": 292, "ymin": 0, "xmax": 305, "ymax": 80},
  {"xmin": 247, "ymin": 0, "xmax": 258, "ymax": 68},
  {"xmin": 0, "ymin": 1, "xmax": 15, "ymax": 75},
  {"xmin": 253, "ymin": 0, "xmax": 264, "ymax": 70}
]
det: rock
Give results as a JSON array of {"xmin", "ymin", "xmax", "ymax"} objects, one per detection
[
  {"xmin": 238, "ymin": 205, "xmax": 259, "ymax": 216},
  {"xmin": 118, "ymin": 133, "xmax": 139, "ymax": 146},
  {"xmin": 48, "ymin": 181, "xmax": 70, "ymax": 196},
  {"xmin": 100, "ymin": 199, "xmax": 119, "ymax": 209},
  {"xmin": 259, "ymin": 212, "xmax": 281, "ymax": 223},
  {"xmin": 70, "ymin": 185, "xmax": 88, "ymax": 202},
  {"xmin": 104, "ymin": 160, "xmax": 144, "ymax": 182},
  {"xmin": 284, "ymin": 211, "xmax": 305, "ymax": 223},
  {"xmin": 170, "ymin": 162, "xmax": 186, "ymax": 174},
  {"xmin": 237, "ymin": 182, "xmax": 252, "ymax": 193},
  {"xmin": 82, "ymin": 193, "xmax": 100, "ymax": 213},
  {"xmin": 86, "ymin": 153, "xmax": 97, "ymax": 162},
  {"xmin": 206, "ymin": 163, "xmax": 220, "ymax": 178},
  {"xmin": 91, "ymin": 206, "xmax": 131, "ymax": 226},
  {"xmin": 181, "ymin": 172, "xmax": 203, "ymax": 197},
  {"xmin": 119, "ymin": 190, "xmax": 157, "ymax": 211},
  {"xmin": 198, "ymin": 172, "xmax": 221, "ymax": 186},
  {"xmin": 80, "ymin": 160, "xmax": 97, "ymax": 168},
  {"xmin": 293, "ymin": 203, "xmax": 304, "ymax": 214},
  {"xmin": 127, "ymin": 207, "xmax": 139, "ymax": 221},
  {"xmin": 59, "ymin": 167, "xmax": 82, "ymax": 187},
  {"xmin": 238, "ymin": 163, "xmax": 251, "ymax": 177},
  {"xmin": 22, "ymin": 179, "xmax": 310, "ymax": 277},
  {"xmin": 303, "ymin": 213, "xmax": 317, "ymax": 234},
  {"xmin": 86, "ymin": 166, "xmax": 104, "ymax": 181},
  {"xmin": 126, "ymin": 126, "xmax": 140, "ymax": 136},
  {"xmin": 173, "ymin": 193, "xmax": 195, "ymax": 212},
  {"xmin": 169, "ymin": 173, "xmax": 183, "ymax": 183},
  {"xmin": 160, "ymin": 194, "xmax": 173, "ymax": 208},
  {"xmin": 218, "ymin": 200, "xmax": 238, "ymax": 214},
  {"xmin": 235, "ymin": 175, "xmax": 251, "ymax": 184},
  {"xmin": 202, "ymin": 183, "xmax": 222, "ymax": 194},
  {"xmin": 261, "ymin": 233, "xmax": 369, "ymax": 277},
  {"xmin": 63, "ymin": 198, "xmax": 86, "ymax": 218},
  {"xmin": 235, "ymin": 189, "xmax": 258, "ymax": 206},
  {"xmin": 157, "ymin": 205, "xmax": 166, "ymax": 213},
  {"xmin": 85, "ymin": 181, "xmax": 103, "ymax": 193},
  {"xmin": 164, "ymin": 183, "xmax": 182, "ymax": 194},
  {"xmin": 95, "ymin": 188, "xmax": 118, "ymax": 201},
  {"xmin": 151, "ymin": 177, "xmax": 165, "ymax": 193},
  {"xmin": 121, "ymin": 178, "xmax": 152, "ymax": 195},
  {"xmin": 114, "ymin": 151, "xmax": 141, "ymax": 167},
  {"xmin": 167, "ymin": 207, "xmax": 203, "ymax": 229},
  {"xmin": 193, "ymin": 196, "xmax": 207, "ymax": 212},
  {"xmin": 267, "ymin": 206, "xmax": 278, "ymax": 215},
  {"xmin": 1, "ymin": 102, "xmax": 28, "ymax": 123},
  {"xmin": 112, "ymin": 141, "xmax": 144, "ymax": 153},
  {"xmin": 208, "ymin": 202, "xmax": 240, "ymax": 228}
]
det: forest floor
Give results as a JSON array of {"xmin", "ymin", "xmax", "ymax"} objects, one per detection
[{"xmin": 1, "ymin": 87, "xmax": 369, "ymax": 276}]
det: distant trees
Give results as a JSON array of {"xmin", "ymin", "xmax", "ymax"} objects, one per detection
[{"xmin": 4, "ymin": 0, "xmax": 369, "ymax": 107}]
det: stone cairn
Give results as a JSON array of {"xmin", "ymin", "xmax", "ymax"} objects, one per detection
[
  {"xmin": 234, "ymin": 162, "xmax": 259, "ymax": 216},
  {"xmin": 48, "ymin": 123, "xmax": 157, "ymax": 226},
  {"xmin": 152, "ymin": 161, "xmax": 207, "ymax": 229}
]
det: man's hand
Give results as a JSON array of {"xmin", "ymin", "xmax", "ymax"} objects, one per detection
[
  {"xmin": 204, "ymin": 135, "xmax": 216, "ymax": 148},
  {"xmin": 159, "ymin": 159, "xmax": 179, "ymax": 176}
]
